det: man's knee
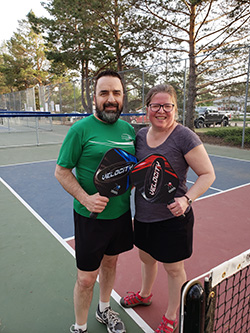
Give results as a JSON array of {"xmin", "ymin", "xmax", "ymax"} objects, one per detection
[
  {"xmin": 76, "ymin": 269, "xmax": 98, "ymax": 290},
  {"xmin": 101, "ymin": 254, "xmax": 119, "ymax": 269}
]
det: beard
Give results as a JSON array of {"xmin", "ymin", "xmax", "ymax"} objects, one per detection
[{"xmin": 95, "ymin": 102, "xmax": 123, "ymax": 124}]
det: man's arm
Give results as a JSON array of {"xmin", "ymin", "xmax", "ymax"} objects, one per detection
[{"xmin": 55, "ymin": 164, "xmax": 109, "ymax": 214}]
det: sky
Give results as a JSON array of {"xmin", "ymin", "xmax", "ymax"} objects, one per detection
[{"xmin": 0, "ymin": 0, "xmax": 49, "ymax": 45}]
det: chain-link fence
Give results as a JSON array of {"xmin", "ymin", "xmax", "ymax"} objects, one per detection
[
  {"xmin": 38, "ymin": 81, "xmax": 83, "ymax": 113},
  {"xmin": 0, "ymin": 87, "xmax": 36, "ymax": 112},
  {"xmin": 1, "ymin": 46, "xmax": 250, "ymax": 147},
  {"xmin": 1, "ymin": 48, "xmax": 249, "ymax": 115}
]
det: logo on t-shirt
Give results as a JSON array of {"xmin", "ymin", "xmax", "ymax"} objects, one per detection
[{"xmin": 121, "ymin": 133, "xmax": 133, "ymax": 141}]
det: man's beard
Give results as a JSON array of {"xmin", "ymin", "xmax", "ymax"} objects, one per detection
[{"xmin": 95, "ymin": 103, "xmax": 123, "ymax": 124}]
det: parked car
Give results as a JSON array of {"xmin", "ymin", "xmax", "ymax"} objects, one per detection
[{"xmin": 194, "ymin": 107, "xmax": 231, "ymax": 128}]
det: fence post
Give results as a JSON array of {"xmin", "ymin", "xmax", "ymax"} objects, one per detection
[
  {"xmin": 183, "ymin": 59, "xmax": 187, "ymax": 126},
  {"xmin": 142, "ymin": 68, "xmax": 145, "ymax": 111},
  {"xmin": 19, "ymin": 91, "xmax": 22, "ymax": 111},
  {"xmin": 242, "ymin": 46, "xmax": 250, "ymax": 149},
  {"xmin": 33, "ymin": 87, "xmax": 36, "ymax": 111},
  {"xmin": 13, "ymin": 91, "xmax": 16, "ymax": 111},
  {"xmin": 59, "ymin": 83, "xmax": 62, "ymax": 113},
  {"xmin": 74, "ymin": 81, "xmax": 76, "ymax": 112},
  {"xmin": 25, "ymin": 90, "xmax": 28, "ymax": 111}
]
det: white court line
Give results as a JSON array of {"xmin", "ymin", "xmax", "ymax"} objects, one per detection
[
  {"xmin": 1, "ymin": 153, "xmax": 249, "ymax": 168},
  {"xmin": 208, "ymin": 153, "xmax": 250, "ymax": 163},
  {"xmin": 186, "ymin": 153, "xmax": 250, "ymax": 195},
  {"xmin": 195, "ymin": 182, "xmax": 250, "ymax": 201},
  {"xmin": 0, "ymin": 176, "xmax": 75, "ymax": 258},
  {"xmin": 62, "ymin": 244, "xmax": 154, "ymax": 331},
  {"xmin": 0, "ymin": 176, "xmax": 154, "ymax": 333},
  {"xmin": 64, "ymin": 236, "xmax": 74, "ymax": 242},
  {"xmin": 110, "ymin": 291, "xmax": 154, "ymax": 333},
  {"xmin": 187, "ymin": 180, "xmax": 223, "ymax": 193},
  {"xmin": 0, "ymin": 159, "xmax": 57, "ymax": 168}
]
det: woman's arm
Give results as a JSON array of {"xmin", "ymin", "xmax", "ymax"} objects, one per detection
[
  {"xmin": 184, "ymin": 144, "xmax": 215, "ymax": 202},
  {"xmin": 168, "ymin": 144, "xmax": 215, "ymax": 216}
]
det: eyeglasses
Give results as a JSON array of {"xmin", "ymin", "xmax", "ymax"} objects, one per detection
[{"xmin": 149, "ymin": 103, "xmax": 174, "ymax": 113}]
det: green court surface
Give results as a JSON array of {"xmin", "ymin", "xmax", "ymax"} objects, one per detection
[{"xmin": 0, "ymin": 180, "xmax": 144, "ymax": 333}]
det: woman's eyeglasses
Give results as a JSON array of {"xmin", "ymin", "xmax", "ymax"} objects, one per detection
[{"xmin": 149, "ymin": 103, "xmax": 174, "ymax": 112}]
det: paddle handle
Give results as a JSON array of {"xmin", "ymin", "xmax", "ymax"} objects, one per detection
[
  {"xmin": 90, "ymin": 212, "xmax": 98, "ymax": 219},
  {"xmin": 167, "ymin": 199, "xmax": 185, "ymax": 218}
]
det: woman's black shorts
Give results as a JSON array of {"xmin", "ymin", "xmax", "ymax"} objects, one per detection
[
  {"xmin": 134, "ymin": 208, "xmax": 194, "ymax": 263},
  {"xmin": 74, "ymin": 210, "xmax": 133, "ymax": 271}
]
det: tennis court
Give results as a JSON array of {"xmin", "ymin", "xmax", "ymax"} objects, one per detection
[{"xmin": 1, "ymin": 129, "xmax": 250, "ymax": 332}]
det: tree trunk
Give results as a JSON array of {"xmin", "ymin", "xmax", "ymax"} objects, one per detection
[
  {"xmin": 113, "ymin": 0, "xmax": 128, "ymax": 113},
  {"xmin": 81, "ymin": 59, "xmax": 92, "ymax": 113},
  {"xmin": 186, "ymin": 55, "xmax": 197, "ymax": 130},
  {"xmin": 186, "ymin": 4, "xmax": 197, "ymax": 131}
]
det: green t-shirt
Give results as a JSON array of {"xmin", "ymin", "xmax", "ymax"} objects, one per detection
[{"xmin": 57, "ymin": 114, "xmax": 136, "ymax": 219}]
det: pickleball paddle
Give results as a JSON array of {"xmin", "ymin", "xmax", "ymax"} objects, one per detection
[
  {"xmin": 89, "ymin": 148, "xmax": 137, "ymax": 219},
  {"xmin": 130, "ymin": 153, "xmax": 179, "ymax": 205}
]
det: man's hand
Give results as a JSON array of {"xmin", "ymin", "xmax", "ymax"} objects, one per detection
[{"xmin": 82, "ymin": 192, "xmax": 109, "ymax": 214}]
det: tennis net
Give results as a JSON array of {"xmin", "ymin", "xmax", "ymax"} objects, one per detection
[
  {"xmin": 0, "ymin": 112, "xmax": 88, "ymax": 147},
  {"xmin": 0, "ymin": 111, "xmax": 53, "ymax": 133},
  {"xmin": 179, "ymin": 249, "xmax": 250, "ymax": 333},
  {"xmin": 0, "ymin": 111, "xmax": 141, "ymax": 148}
]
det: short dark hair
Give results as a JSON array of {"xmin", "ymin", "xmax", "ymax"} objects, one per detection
[{"xmin": 94, "ymin": 69, "xmax": 125, "ymax": 94}]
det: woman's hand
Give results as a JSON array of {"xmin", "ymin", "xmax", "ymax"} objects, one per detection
[{"xmin": 167, "ymin": 196, "xmax": 189, "ymax": 217}]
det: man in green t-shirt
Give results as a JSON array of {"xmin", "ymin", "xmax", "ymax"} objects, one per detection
[{"xmin": 55, "ymin": 70, "xmax": 135, "ymax": 333}]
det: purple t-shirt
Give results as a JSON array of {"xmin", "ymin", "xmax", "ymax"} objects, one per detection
[{"xmin": 134, "ymin": 124, "xmax": 202, "ymax": 222}]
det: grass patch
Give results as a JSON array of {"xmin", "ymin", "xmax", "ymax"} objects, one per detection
[{"xmin": 198, "ymin": 127, "xmax": 250, "ymax": 146}]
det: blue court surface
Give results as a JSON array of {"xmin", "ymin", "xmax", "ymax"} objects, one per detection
[
  {"xmin": 1, "ymin": 154, "xmax": 249, "ymax": 239},
  {"xmin": 1, "ymin": 143, "xmax": 250, "ymax": 332}
]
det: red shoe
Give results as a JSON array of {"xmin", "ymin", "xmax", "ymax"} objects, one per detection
[
  {"xmin": 155, "ymin": 315, "xmax": 177, "ymax": 333},
  {"xmin": 120, "ymin": 291, "xmax": 152, "ymax": 308}
]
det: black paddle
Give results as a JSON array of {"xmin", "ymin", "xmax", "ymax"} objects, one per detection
[
  {"xmin": 90, "ymin": 148, "xmax": 137, "ymax": 219},
  {"xmin": 130, "ymin": 153, "xmax": 184, "ymax": 216}
]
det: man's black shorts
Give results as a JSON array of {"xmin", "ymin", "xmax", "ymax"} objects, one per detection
[{"xmin": 74, "ymin": 210, "xmax": 133, "ymax": 271}]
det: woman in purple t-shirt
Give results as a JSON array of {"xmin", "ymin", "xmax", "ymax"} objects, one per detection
[{"xmin": 120, "ymin": 84, "xmax": 215, "ymax": 333}]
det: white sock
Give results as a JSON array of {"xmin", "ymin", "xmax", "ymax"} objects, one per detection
[
  {"xmin": 75, "ymin": 323, "xmax": 87, "ymax": 331},
  {"xmin": 99, "ymin": 300, "xmax": 110, "ymax": 312}
]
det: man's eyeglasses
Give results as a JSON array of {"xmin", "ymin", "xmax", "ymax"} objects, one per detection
[{"xmin": 149, "ymin": 103, "xmax": 174, "ymax": 113}]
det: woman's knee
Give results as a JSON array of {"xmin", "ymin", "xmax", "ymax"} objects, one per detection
[{"xmin": 163, "ymin": 261, "xmax": 185, "ymax": 278}]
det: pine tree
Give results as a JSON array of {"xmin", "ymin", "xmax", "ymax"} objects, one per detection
[{"xmin": 130, "ymin": 0, "xmax": 250, "ymax": 129}]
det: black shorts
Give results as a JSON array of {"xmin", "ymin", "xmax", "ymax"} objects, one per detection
[
  {"xmin": 74, "ymin": 210, "xmax": 133, "ymax": 271},
  {"xmin": 134, "ymin": 208, "xmax": 194, "ymax": 263}
]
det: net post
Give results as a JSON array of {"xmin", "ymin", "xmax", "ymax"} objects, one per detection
[
  {"xmin": 180, "ymin": 280, "xmax": 205, "ymax": 333},
  {"xmin": 204, "ymin": 276, "xmax": 216, "ymax": 333}
]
